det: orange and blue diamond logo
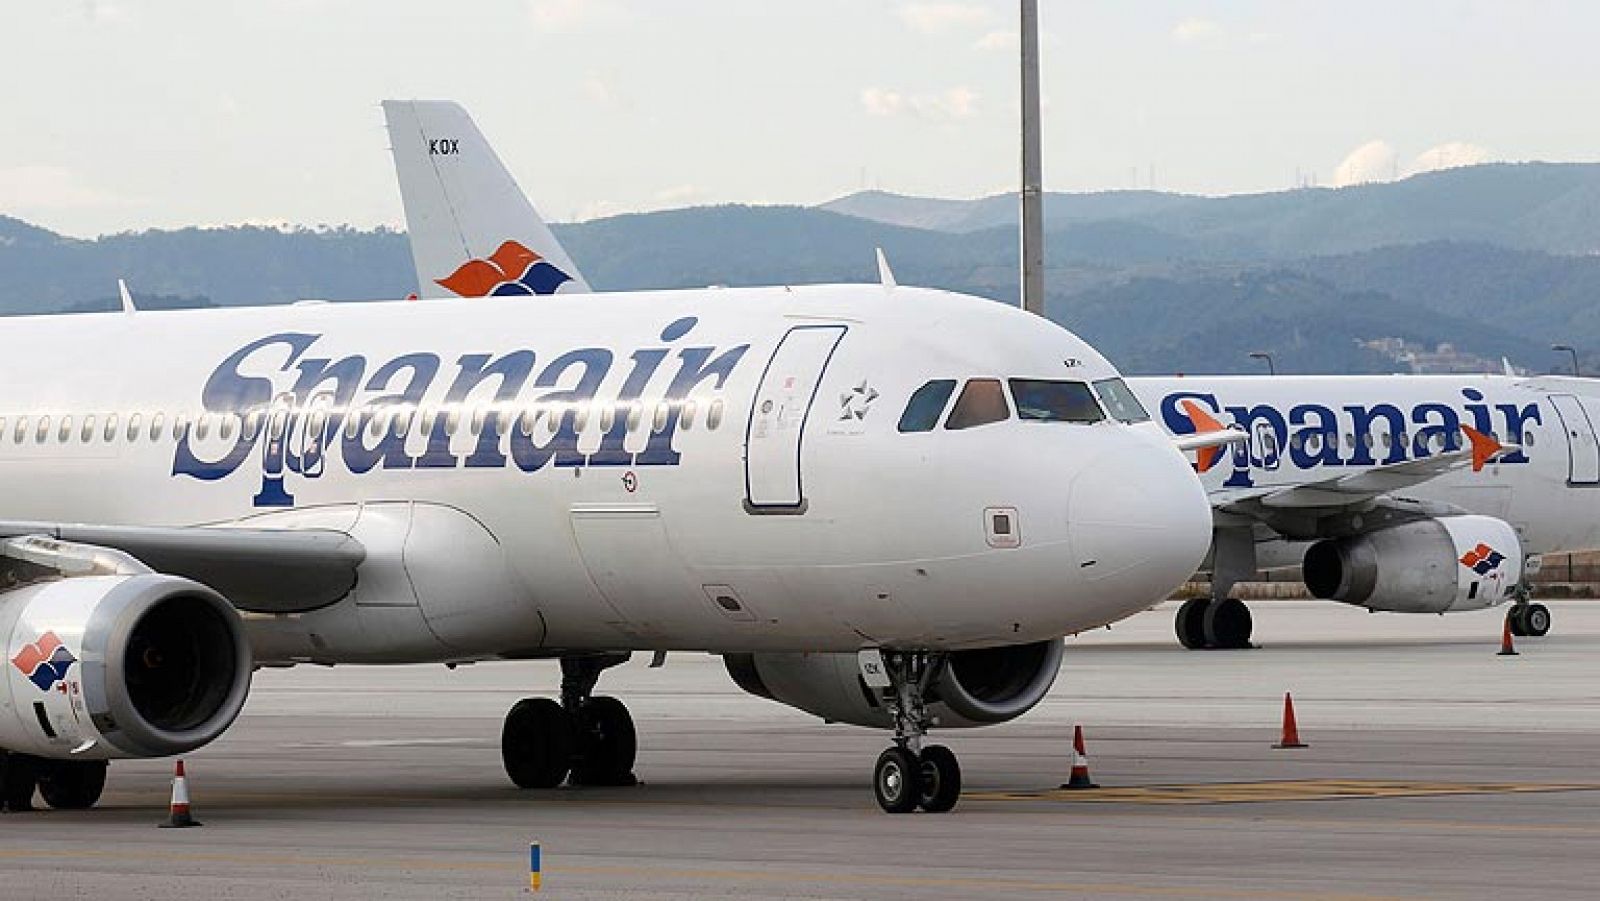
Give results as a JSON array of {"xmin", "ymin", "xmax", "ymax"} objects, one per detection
[
  {"xmin": 436, "ymin": 240, "xmax": 572, "ymax": 297},
  {"xmin": 1459, "ymin": 543, "xmax": 1506, "ymax": 576},
  {"xmin": 11, "ymin": 631, "xmax": 77, "ymax": 692}
]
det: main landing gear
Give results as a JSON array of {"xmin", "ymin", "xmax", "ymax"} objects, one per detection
[
  {"xmin": 0, "ymin": 751, "xmax": 108, "ymax": 813},
  {"xmin": 500, "ymin": 653, "xmax": 639, "ymax": 790},
  {"xmin": 871, "ymin": 652, "xmax": 962, "ymax": 814},
  {"xmin": 1507, "ymin": 599, "xmax": 1552, "ymax": 638},
  {"xmin": 1175, "ymin": 597, "xmax": 1254, "ymax": 650}
]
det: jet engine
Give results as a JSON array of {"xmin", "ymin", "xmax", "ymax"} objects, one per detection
[
  {"xmin": 723, "ymin": 639, "xmax": 1063, "ymax": 729},
  {"xmin": 1302, "ymin": 515, "xmax": 1522, "ymax": 614},
  {"xmin": 0, "ymin": 551, "xmax": 252, "ymax": 760}
]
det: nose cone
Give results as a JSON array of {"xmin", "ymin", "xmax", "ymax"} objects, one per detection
[{"xmin": 1068, "ymin": 436, "xmax": 1212, "ymax": 615}]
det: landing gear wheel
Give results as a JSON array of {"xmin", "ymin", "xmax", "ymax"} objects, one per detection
[
  {"xmin": 37, "ymin": 761, "xmax": 107, "ymax": 810},
  {"xmin": 1203, "ymin": 597, "xmax": 1253, "ymax": 650},
  {"xmin": 1523, "ymin": 603, "xmax": 1551, "ymax": 638},
  {"xmin": 1508, "ymin": 606, "xmax": 1528, "ymax": 637},
  {"xmin": 569, "ymin": 696, "xmax": 638, "ymax": 787},
  {"xmin": 501, "ymin": 698, "xmax": 575, "ymax": 789},
  {"xmin": 874, "ymin": 747, "xmax": 921, "ymax": 814},
  {"xmin": 1175, "ymin": 598, "xmax": 1211, "ymax": 649},
  {"xmin": 0, "ymin": 753, "xmax": 38, "ymax": 813},
  {"xmin": 916, "ymin": 745, "xmax": 961, "ymax": 813}
]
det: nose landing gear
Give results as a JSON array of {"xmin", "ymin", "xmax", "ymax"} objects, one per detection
[{"xmin": 870, "ymin": 651, "xmax": 962, "ymax": 814}]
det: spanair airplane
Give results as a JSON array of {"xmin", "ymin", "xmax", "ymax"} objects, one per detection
[
  {"xmin": 0, "ymin": 136, "xmax": 1220, "ymax": 824},
  {"xmin": 384, "ymin": 100, "xmax": 1600, "ymax": 659},
  {"xmin": 1128, "ymin": 375, "xmax": 1600, "ymax": 649}
]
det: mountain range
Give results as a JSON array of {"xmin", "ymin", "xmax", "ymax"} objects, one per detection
[{"xmin": 4, "ymin": 161, "xmax": 1600, "ymax": 376}]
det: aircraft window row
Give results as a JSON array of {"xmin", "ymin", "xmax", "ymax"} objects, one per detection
[
  {"xmin": 901, "ymin": 377, "xmax": 1138, "ymax": 433},
  {"xmin": 0, "ymin": 400, "xmax": 728, "ymax": 447}
]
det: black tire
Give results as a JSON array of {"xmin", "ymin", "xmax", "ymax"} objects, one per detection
[
  {"xmin": 501, "ymin": 698, "xmax": 575, "ymax": 789},
  {"xmin": 873, "ymin": 747, "xmax": 921, "ymax": 814},
  {"xmin": 1175, "ymin": 598, "xmax": 1211, "ymax": 649},
  {"xmin": 1203, "ymin": 597, "xmax": 1253, "ymax": 650},
  {"xmin": 1508, "ymin": 606, "xmax": 1529, "ymax": 637},
  {"xmin": 37, "ymin": 760, "xmax": 108, "ymax": 810},
  {"xmin": 1524, "ymin": 603, "xmax": 1552, "ymax": 638},
  {"xmin": 1, "ymin": 753, "xmax": 38, "ymax": 813},
  {"xmin": 569, "ymin": 696, "xmax": 638, "ymax": 787},
  {"xmin": 916, "ymin": 745, "xmax": 962, "ymax": 814}
]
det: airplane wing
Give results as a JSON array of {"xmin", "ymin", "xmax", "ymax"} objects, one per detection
[
  {"xmin": 1203, "ymin": 427, "xmax": 1520, "ymax": 540},
  {"xmin": 0, "ymin": 521, "xmax": 364, "ymax": 614}
]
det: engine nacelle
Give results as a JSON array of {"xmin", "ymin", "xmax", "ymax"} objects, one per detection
[
  {"xmin": 724, "ymin": 639, "xmax": 1063, "ymax": 729},
  {"xmin": 1, "ymin": 574, "xmax": 252, "ymax": 760},
  {"xmin": 1302, "ymin": 515, "xmax": 1522, "ymax": 614}
]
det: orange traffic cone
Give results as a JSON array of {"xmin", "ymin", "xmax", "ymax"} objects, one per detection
[
  {"xmin": 1272, "ymin": 693, "xmax": 1308, "ymax": 749},
  {"xmin": 1059, "ymin": 724, "xmax": 1099, "ymax": 789},
  {"xmin": 1497, "ymin": 617, "xmax": 1519, "ymax": 657},
  {"xmin": 159, "ymin": 760, "xmax": 201, "ymax": 828}
]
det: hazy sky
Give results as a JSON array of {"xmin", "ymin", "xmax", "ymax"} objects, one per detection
[{"xmin": 3, "ymin": 1, "xmax": 1595, "ymax": 236}]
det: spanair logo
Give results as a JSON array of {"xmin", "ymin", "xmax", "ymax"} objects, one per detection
[
  {"xmin": 11, "ymin": 632, "xmax": 76, "ymax": 692},
  {"xmin": 1459, "ymin": 543, "xmax": 1507, "ymax": 576},
  {"xmin": 437, "ymin": 240, "xmax": 571, "ymax": 297}
]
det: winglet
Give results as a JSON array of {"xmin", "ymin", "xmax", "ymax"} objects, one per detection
[
  {"xmin": 117, "ymin": 279, "xmax": 136, "ymax": 314},
  {"xmin": 1180, "ymin": 399, "xmax": 1229, "ymax": 473},
  {"xmin": 1461, "ymin": 425, "xmax": 1506, "ymax": 473},
  {"xmin": 1502, "ymin": 357, "xmax": 1516, "ymax": 377},
  {"xmin": 875, "ymin": 248, "xmax": 897, "ymax": 289}
]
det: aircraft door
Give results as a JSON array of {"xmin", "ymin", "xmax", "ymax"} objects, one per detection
[
  {"xmin": 1548, "ymin": 394, "xmax": 1600, "ymax": 485},
  {"xmin": 744, "ymin": 325, "xmax": 847, "ymax": 511}
]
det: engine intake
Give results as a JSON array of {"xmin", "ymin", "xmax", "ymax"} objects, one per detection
[
  {"xmin": 1302, "ymin": 515, "xmax": 1522, "ymax": 614},
  {"xmin": 1, "ymin": 573, "xmax": 252, "ymax": 760},
  {"xmin": 724, "ymin": 639, "xmax": 1063, "ymax": 729}
]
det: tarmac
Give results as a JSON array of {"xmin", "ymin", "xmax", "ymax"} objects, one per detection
[{"xmin": 2, "ymin": 599, "xmax": 1597, "ymax": 900}]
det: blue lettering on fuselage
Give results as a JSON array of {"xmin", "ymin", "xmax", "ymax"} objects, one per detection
[
  {"xmin": 173, "ymin": 317, "xmax": 750, "ymax": 507},
  {"xmin": 1159, "ymin": 389, "xmax": 1540, "ymax": 488}
]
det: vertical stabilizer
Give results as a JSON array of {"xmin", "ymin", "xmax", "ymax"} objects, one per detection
[{"xmin": 382, "ymin": 100, "xmax": 591, "ymax": 298}]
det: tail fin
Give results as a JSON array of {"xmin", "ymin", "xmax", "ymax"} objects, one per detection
[{"xmin": 382, "ymin": 100, "xmax": 590, "ymax": 298}]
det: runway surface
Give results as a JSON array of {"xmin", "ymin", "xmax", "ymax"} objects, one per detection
[{"xmin": 3, "ymin": 600, "xmax": 1597, "ymax": 899}]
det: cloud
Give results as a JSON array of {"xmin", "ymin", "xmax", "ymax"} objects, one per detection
[
  {"xmin": 527, "ymin": 0, "xmax": 623, "ymax": 32},
  {"xmin": 1333, "ymin": 140, "xmax": 1398, "ymax": 187},
  {"xmin": 1172, "ymin": 17, "xmax": 1225, "ymax": 44},
  {"xmin": 974, "ymin": 30, "xmax": 1017, "ymax": 52},
  {"xmin": 899, "ymin": 3, "xmax": 991, "ymax": 35},
  {"xmin": 0, "ymin": 166, "xmax": 125, "ymax": 211},
  {"xmin": 1408, "ymin": 142, "xmax": 1493, "ymax": 175},
  {"xmin": 655, "ymin": 184, "xmax": 703, "ymax": 206},
  {"xmin": 861, "ymin": 86, "xmax": 981, "ymax": 121}
]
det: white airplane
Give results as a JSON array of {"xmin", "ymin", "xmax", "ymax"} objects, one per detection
[
  {"xmin": 383, "ymin": 101, "xmax": 1600, "ymax": 657},
  {"xmin": 1127, "ymin": 375, "xmax": 1600, "ymax": 648},
  {"xmin": 0, "ymin": 136, "xmax": 1218, "ymax": 823}
]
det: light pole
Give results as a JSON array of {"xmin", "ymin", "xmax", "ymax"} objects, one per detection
[
  {"xmin": 1553, "ymin": 344, "xmax": 1581, "ymax": 377},
  {"xmin": 1249, "ymin": 352, "xmax": 1276, "ymax": 375}
]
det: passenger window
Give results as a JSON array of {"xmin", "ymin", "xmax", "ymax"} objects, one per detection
[
  {"xmin": 682, "ymin": 400, "xmax": 697, "ymax": 431},
  {"xmin": 946, "ymin": 379, "xmax": 1010, "ymax": 430},
  {"xmin": 707, "ymin": 400, "xmax": 725, "ymax": 431},
  {"xmin": 653, "ymin": 403, "xmax": 670, "ymax": 434},
  {"xmin": 127, "ymin": 414, "xmax": 141, "ymax": 442},
  {"xmin": 173, "ymin": 414, "xmax": 189, "ymax": 441},
  {"xmin": 81, "ymin": 416, "xmax": 95, "ymax": 443},
  {"xmin": 1008, "ymin": 380, "xmax": 1103, "ymax": 424},
  {"xmin": 14, "ymin": 417, "xmax": 26, "ymax": 443},
  {"xmin": 105, "ymin": 414, "xmax": 118, "ymax": 442},
  {"xmin": 196, "ymin": 414, "xmax": 210, "ymax": 441},
  {"xmin": 626, "ymin": 404, "xmax": 643, "ymax": 433},
  {"xmin": 59, "ymin": 416, "xmax": 73, "ymax": 442},
  {"xmin": 0, "ymin": 416, "xmax": 6, "ymax": 440},
  {"xmin": 1092, "ymin": 378, "xmax": 1150, "ymax": 423},
  {"xmin": 150, "ymin": 413, "xmax": 164, "ymax": 441},
  {"xmin": 37, "ymin": 416, "xmax": 51, "ymax": 443},
  {"xmin": 899, "ymin": 380, "xmax": 957, "ymax": 433}
]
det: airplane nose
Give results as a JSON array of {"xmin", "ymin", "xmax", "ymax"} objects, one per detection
[{"xmin": 1067, "ymin": 438, "xmax": 1213, "ymax": 611}]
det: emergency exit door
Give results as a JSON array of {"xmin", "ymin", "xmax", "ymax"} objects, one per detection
[{"xmin": 744, "ymin": 325, "xmax": 847, "ymax": 511}]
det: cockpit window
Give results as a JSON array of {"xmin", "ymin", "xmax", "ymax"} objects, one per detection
[
  {"xmin": 1093, "ymin": 378, "xmax": 1150, "ymax": 423},
  {"xmin": 1009, "ymin": 379, "xmax": 1104, "ymax": 423},
  {"xmin": 945, "ymin": 379, "xmax": 1011, "ymax": 430},
  {"xmin": 899, "ymin": 380, "xmax": 957, "ymax": 433}
]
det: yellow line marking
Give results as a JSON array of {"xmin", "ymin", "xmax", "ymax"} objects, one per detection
[
  {"xmin": 967, "ymin": 779, "xmax": 1600, "ymax": 805},
  {"xmin": 0, "ymin": 848, "xmax": 1410, "ymax": 900}
]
